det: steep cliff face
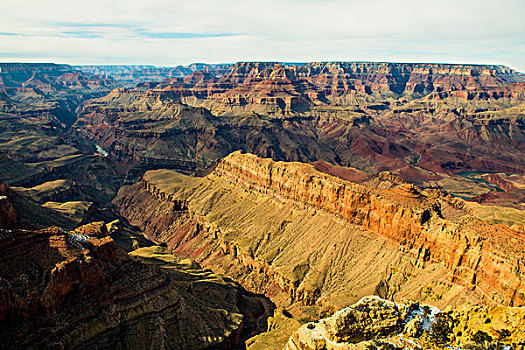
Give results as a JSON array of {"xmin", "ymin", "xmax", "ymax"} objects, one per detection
[
  {"xmin": 0, "ymin": 223, "xmax": 274, "ymax": 349},
  {"xmin": 213, "ymin": 153, "xmax": 525, "ymax": 306},
  {"xmin": 74, "ymin": 62, "xmax": 525, "ymax": 203},
  {"xmin": 75, "ymin": 61, "xmax": 524, "ymax": 96},
  {"xmin": 115, "ymin": 152, "xmax": 525, "ymax": 316},
  {"xmin": 213, "ymin": 62, "xmax": 523, "ymax": 98},
  {"xmin": 293, "ymin": 62, "xmax": 523, "ymax": 98}
]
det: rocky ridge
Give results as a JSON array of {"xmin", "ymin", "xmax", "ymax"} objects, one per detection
[
  {"xmin": 115, "ymin": 152, "xmax": 525, "ymax": 322},
  {"xmin": 0, "ymin": 222, "xmax": 274, "ymax": 349},
  {"xmin": 75, "ymin": 63, "xmax": 232, "ymax": 86},
  {"xmin": 75, "ymin": 62, "xmax": 525, "ymax": 202},
  {"xmin": 213, "ymin": 152, "xmax": 525, "ymax": 306}
]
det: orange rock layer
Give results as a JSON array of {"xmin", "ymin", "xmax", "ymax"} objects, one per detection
[
  {"xmin": 212, "ymin": 152, "xmax": 525, "ymax": 306},
  {"xmin": 212, "ymin": 153, "xmax": 525, "ymax": 305}
]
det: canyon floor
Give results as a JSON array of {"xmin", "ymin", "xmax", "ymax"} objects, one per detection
[{"xmin": 0, "ymin": 62, "xmax": 524, "ymax": 349}]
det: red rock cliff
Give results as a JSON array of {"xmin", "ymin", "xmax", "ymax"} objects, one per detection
[{"xmin": 210, "ymin": 152, "xmax": 525, "ymax": 306}]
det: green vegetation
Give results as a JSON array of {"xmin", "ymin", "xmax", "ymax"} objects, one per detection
[{"xmin": 429, "ymin": 313, "xmax": 454, "ymax": 344}]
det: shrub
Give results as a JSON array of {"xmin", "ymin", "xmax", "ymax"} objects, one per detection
[
  {"xmin": 495, "ymin": 329, "xmax": 510, "ymax": 341},
  {"xmin": 472, "ymin": 330, "xmax": 493, "ymax": 345},
  {"xmin": 429, "ymin": 313, "xmax": 453, "ymax": 344}
]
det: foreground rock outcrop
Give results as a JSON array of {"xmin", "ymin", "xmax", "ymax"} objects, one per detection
[
  {"xmin": 115, "ymin": 152, "xmax": 525, "ymax": 319},
  {"xmin": 285, "ymin": 296, "xmax": 525, "ymax": 349},
  {"xmin": 0, "ymin": 223, "xmax": 274, "ymax": 349}
]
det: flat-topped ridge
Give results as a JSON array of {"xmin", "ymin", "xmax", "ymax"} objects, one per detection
[{"xmin": 0, "ymin": 63, "xmax": 72, "ymax": 73}]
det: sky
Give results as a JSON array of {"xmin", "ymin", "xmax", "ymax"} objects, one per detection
[{"xmin": 1, "ymin": 0, "xmax": 524, "ymax": 72}]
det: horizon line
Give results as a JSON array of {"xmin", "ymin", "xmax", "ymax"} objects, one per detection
[{"xmin": 0, "ymin": 60, "xmax": 519, "ymax": 71}]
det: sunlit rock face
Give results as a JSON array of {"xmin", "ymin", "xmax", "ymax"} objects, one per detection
[
  {"xmin": 114, "ymin": 152, "xmax": 525, "ymax": 316},
  {"xmin": 285, "ymin": 296, "xmax": 525, "ymax": 349},
  {"xmin": 74, "ymin": 63, "xmax": 525, "ymax": 205}
]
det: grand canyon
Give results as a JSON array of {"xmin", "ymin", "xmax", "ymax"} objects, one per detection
[{"xmin": 1, "ymin": 60, "xmax": 524, "ymax": 349}]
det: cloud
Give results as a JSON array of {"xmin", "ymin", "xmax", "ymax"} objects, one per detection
[
  {"xmin": 132, "ymin": 29, "xmax": 239, "ymax": 39},
  {"xmin": 0, "ymin": 0, "xmax": 523, "ymax": 71},
  {"xmin": 55, "ymin": 22, "xmax": 136, "ymax": 28},
  {"xmin": 0, "ymin": 32, "xmax": 26, "ymax": 36},
  {"xmin": 62, "ymin": 30, "xmax": 103, "ymax": 39},
  {"xmin": 56, "ymin": 22, "xmax": 239, "ymax": 40}
]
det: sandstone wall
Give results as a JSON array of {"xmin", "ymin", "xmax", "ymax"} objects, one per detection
[{"xmin": 211, "ymin": 152, "xmax": 525, "ymax": 306}]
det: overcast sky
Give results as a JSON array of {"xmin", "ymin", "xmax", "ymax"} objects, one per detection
[{"xmin": 1, "ymin": 0, "xmax": 524, "ymax": 72}]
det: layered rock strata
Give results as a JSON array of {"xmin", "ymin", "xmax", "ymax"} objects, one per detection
[
  {"xmin": 213, "ymin": 153, "xmax": 525, "ymax": 306},
  {"xmin": 75, "ymin": 62, "xmax": 525, "ymax": 203},
  {"xmin": 115, "ymin": 152, "xmax": 525, "ymax": 315},
  {"xmin": 75, "ymin": 63, "xmax": 231, "ymax": 86},
  {"xmin": 0, "ymin": 223, "xmax": 274, "ymax": 349}
]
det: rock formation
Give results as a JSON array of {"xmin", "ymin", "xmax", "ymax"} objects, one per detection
[
  {"xmin": 74, "ymin": 62, "xmax": 525, "ymax": 202},
  {"xmin": 284, "ymin": 296, "xmax": 525, "ymax": 349},
  {"xmin": 115, "ymin": 152, "xmax": 525, "ymax": 317},
  {"xmin": 0, "ymin": 68, "xmax": 124, "ymax": 213},
  {"xmin": 0, "ymin": 223, "xmax": 274, "ymax": 349},
  {"xmin": 0, "ymin": 63, "xmax": 117, "ymax": 121},
  {"xmin": 75, "ymin": 63, "xmax": 231, "ymax": 86}
]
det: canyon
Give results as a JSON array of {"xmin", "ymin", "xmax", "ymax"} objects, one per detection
[
  {"xmin": 0, "ymin": 178, "xmax": 273, "ymax": 349},
  {"xmin": 0, "ymin": 61, "xmax": 524, "ymax": 349},
  {"xmin": 0, "ymin": 225, "xmax": 273, "ymax": 349},
  {"xmin": 73, "ymin": 62, "xmax": 525, "ymax": 200},
  {"xmin": 115, "ymin": 152, "xmax": 525, "ymax": 309}
]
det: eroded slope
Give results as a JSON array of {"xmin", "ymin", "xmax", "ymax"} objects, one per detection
[
  {"xmin": 0, "ymin": 222, "xmax": 273, "ymax": 349},
  {"xmin": 115, "ymin": 152, "xmax": 525, "ymax": 315}
]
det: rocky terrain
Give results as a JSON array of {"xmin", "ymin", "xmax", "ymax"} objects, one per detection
[
  {"xmin": 74, "ymin": 62, "xmax": 525, "ymax": 201},
  {"xmin": 0, "ymin": 63, "xmax": 117, "ymax": 122},
  {"xmin": 0, "ymin": 224, "xmax": 273, "ymax": 349},
  {"xmin": 75, "ymin": 63, "xmax": 232, "ymax": 86},
  {"xmin": 0, "ymin": 185, "xmax": 274, "ymax": 349},
  {"xmin": 285, "ymin": 296, "xmax": 525, "ymax": 349},
  {"xmin": 1, "ymin": 61, "xmax": 524, "ymax": 349},
  {"xmin": 0, "ymin": 63, "xmax": 123, "ymax": 222},
  {"xmin": 115, "ymin": 153, "xmax": 525, "ymax": 311}
]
